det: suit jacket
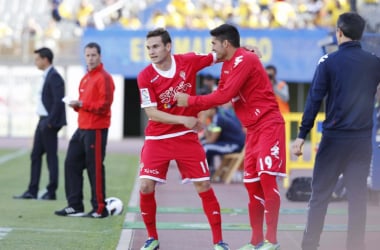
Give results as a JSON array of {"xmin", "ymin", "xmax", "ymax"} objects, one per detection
[{"xmin": 41, "ymin": 67, "xmax": 67, "ymax": 129}]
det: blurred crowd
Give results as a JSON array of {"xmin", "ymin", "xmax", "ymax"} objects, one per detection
[
  {"xmin": 144, "ymin": 0, "xmax": 351, "ymax": 30},
  {"xmin": 0, "ymin": 0, "xmax": 376, "ymax": 40},
  {"xmin": 54, "ymin": 0, "xmax": 356, "ymax": 31},
  {"xmin": 0, "ymin": 0, "xmax": 378, "ymax": 58}
]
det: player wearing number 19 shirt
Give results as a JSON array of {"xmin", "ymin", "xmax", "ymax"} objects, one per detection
[
  {"xmin": 137, "ymin": 28, "xmax": 230, "ymax": 250},
  {"xmin": 176, "ymin": 24, "xmax": 286, "ymax": 250}
]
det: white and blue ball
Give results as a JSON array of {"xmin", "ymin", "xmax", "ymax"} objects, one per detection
[{"xmin": 105, "ymin": 197, "xmax": 124, "ymax": 216}]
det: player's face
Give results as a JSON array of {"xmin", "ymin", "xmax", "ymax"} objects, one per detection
[
  {"xmin": 34, "ymin": 54, "xmax": 47, "ymax": 70},
  {"xmin": 211, "ymin": 36, "xmax": 227, "ymax": 61},
  {"xmin": 146, "ymin": 36, "xmax": 171, "ymax": 65},
  {"xmin": 85, "ymin": 47, "xmax": 101, "ymax": 71}
]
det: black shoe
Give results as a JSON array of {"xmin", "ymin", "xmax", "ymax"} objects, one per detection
[
  {"xmin": 83, "ymin": 209, "xmax": 109, "ymax": 218},
  {"xmin": 54, "ymin": 207, "xmax": 85, "ymax": 217},
  {"xmin": 13, "ymin": 191, "xmax": 37, "ymax": 200},
  {"xmin": 39, "ymin": 192, "xmax": 56, "ymax": 200}
]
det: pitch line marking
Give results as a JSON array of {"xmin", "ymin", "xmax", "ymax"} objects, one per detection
[
  {"xmin": 0, "ymin": 149, "xmax": 28, "ymax": 165},
  {"xmin": 0, "ymin": 227, "xmax": 12, "ymax": 240},
  {"xmin": 123, "ymin": 222, "xmax": 380, "ymax": 232},
  {"xmin": 125, "ymin": 206, "xmax": 347, "ymax": 215}
]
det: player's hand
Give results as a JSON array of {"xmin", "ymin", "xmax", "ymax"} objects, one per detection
[
  {"xmin": 291, "ymin": 138, "xmax": 305, "ymax": 157},
  {"xmin": 69, "ymin": 100, "xmax": 82, "ymax": 108},
  {"xmin": 193, "ymin": 120, "xmax": 205, "ymax": 132},
  {"xmin": 182, "ymin": 116, "xmax": 200, "ymax": 131},
  {"xmin": 175, "ymin": 92, "xmax": 190, "ymax": 107},
  {"xmin": 242, "ymin": 45, "xmax": 262, "ymax": 58}
]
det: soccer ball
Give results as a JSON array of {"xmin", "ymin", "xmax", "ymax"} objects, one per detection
[{"xmin": 105, "ymin": 197, "xmax": 124, "ymax": 216}]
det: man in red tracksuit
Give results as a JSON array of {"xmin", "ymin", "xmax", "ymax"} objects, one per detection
[{"xmin": 55, "ymin": 42, "xmax": 115, "ymax": 218}]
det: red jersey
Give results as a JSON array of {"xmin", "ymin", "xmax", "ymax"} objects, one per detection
[
  {"xmin": 76, "ymin": 63, "xmax": 115, "ymax": 129},
  {"xmin": 138, "ymin": 53, "xmax": 214, "ymax": 139},
  {"xmin": 188, "ymin": 48, "xmax": 284, "ymax": 129}
]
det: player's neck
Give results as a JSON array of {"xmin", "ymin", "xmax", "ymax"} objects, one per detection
[
  {"xmin": 154, "ymin": 55, "xmax": 172, "ymax": 71},
  {"xmin": 225, "ymin": 47, "xmax": 237, "ymax": 60}
]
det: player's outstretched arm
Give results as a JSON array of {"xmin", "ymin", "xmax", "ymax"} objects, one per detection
[
  {"xmin": 144, "ymin": 106, "xmax": 201, "ymax": 131},
  {"xmin": 175, "ymin": 93, "xmax": 190, "ymax": 107},
  {"xmin": 243, "ymin": 45, "xmax": 262, "ymax": 58}
]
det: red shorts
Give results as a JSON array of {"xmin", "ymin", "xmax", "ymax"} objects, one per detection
[
  {"xmin": 139, "ymin": 132, "xmax": 210, "ymax": 183},
  {"xmin": 243, "ymin": 123, "xmax": 287, "ymax": 183}
]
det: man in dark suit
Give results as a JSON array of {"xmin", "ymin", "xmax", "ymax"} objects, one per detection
[{"xmin": 14, "ymin": 47, "xmax": 66, "ymax": 200}]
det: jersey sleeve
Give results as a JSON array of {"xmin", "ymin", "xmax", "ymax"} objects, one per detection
[
  {"xmin": 298, "ymin": 55, "xmax": 329, "ymax": 139},
  {"xmin": 137, "ymin": 69, "xmax": 157, "ymax": 108},
  {"xmin": 181, "ymin": 52, "xmax": 215, "ymax": 72},
  {"xmin": 189, "ymin": 52, "xmax": 254, "ymax": 110}
]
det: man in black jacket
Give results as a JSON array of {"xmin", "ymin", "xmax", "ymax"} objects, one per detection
[
  {"xmin": 14, "ymin": 47, "xmax": 66, "ymax": 200},
  {"xmin": 292, "ymin": 12, "xmax": 380, "ymax": 250}
]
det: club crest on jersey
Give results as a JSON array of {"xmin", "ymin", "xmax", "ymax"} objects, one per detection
[
  {"xmin": 179, "ymin": 71, "xmax": 186, "ymax": 80},
  {"xmin": 233, "ymin": 55, "xmax": 243, "ymax": 68}
]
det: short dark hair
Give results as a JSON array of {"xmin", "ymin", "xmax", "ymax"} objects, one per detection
[
  {"xmin": 85, "ymin": 42, "xmax": 101, "ymax": 55},
  {"xmin": 337, "ymin": 12, "xmax": 365, "ymax": 40},
  {"xmin": 265, "ymin": 64, "xmax": 277, "ymax": 74},
  {"xmin": 146, "ymin": 28, "xmax": 172, "ymax": 45},
  {"xmin": 210, "ymin": 24, "xmax": 240, "ymax": 48},
  {"xmin": 34, "ymin": 47, "xmax": 54, "ymax": 64}
]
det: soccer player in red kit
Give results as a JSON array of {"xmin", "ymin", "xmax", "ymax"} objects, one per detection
[
  {"xmin": 176, "ymin": 24, "xmax": 286, "ymax": 250},
  {"xmin": 137, "ymin": 28, "xmax": 230, "ymax": 250}
]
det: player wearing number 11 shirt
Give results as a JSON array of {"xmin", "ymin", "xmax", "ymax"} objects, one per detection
[
  {"xmin": 176, "ymin": 24, "xmax": 286, "ymax": 250},
  {"xmin": 137, "ymin": 28, "xmax": 230, "ymax": 250}
]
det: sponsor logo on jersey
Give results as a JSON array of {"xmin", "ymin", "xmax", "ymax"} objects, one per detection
[
  {"xmin": 318, "ymin": 54, "xmax": 328, "ymax": 64},
  {"xmin": 159, "ymin": 82, "xmax": 191, "ymax": 108},
  {"xmin": 150, "ymin": 74, "xmax": 159, "ymax": 83},
  {"xmin": 270, "ymin": 141, "xmax": 280, "ymax": 159},
  {"xmin": 233, "ymin": 55, "xmax": 243, "ymax": 68},
  {"xmin": 143, "ymin": 168, "xmax": 160, "ymax": 175}
]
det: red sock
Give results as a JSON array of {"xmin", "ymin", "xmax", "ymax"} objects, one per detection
[
  {"xmin": 245, "ymin": 182, "xmax": 265, "ymax": 245},
  {"xmin": 260, "ymin": 174, "xmax": 280, "ymax": 244},
  {"xmin": 199, "ymin": 188, "xmax": 222, "ymax": 244},
  {"xmin": 140, "ymin": 191, "xmax": 158, "ymax": 239}
]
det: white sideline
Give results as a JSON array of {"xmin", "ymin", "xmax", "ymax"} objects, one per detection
[
  {"xmin": 0, "ymin": 149, "xmax": 28, "ymax": 165},
  {"xmin": 116, "ymin": 175, "xmax": 140, "ymax": 250}
]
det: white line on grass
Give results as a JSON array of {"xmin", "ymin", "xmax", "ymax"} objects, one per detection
[
  {"xmin": 116, "ymin": 174, "xmax": 140, "ymax": 250},
  {"xmin": 0, "ymin": 149, "xmax": 28, "ymax": 165},
  {"xmin": 4, "ymin": 227, "xmax": 113, "ymax": 234},
  {"xmin": 0, "ymin": 227, "xmax": 12, "ymax": 240}
]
